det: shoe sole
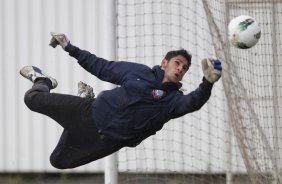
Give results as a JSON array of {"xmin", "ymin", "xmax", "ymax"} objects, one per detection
[{"xmin": 19, "ymin": 66, "xmax": 58, "ymax": 89}]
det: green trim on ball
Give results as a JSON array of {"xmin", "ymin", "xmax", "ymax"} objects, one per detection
[
  {"xmin": 237, "ymin": 42, "xmax": 250, "ymax": 49},
  {"xmin": 255, "ymin": 32, "xmax": 261, "ymax": 39},
  {"xmin": 238, "ymin": 18, "xmax": 254, "ymax": 31}
]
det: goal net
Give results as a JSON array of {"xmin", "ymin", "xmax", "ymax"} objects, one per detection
[{"xmin": 116, "ymin": 0, "xmax": 282, "ymax": 183}]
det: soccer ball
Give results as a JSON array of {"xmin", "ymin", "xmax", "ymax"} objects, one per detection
[{"xmin": 228, "ymin": 15, "xmax": 261, "ymax": 49}]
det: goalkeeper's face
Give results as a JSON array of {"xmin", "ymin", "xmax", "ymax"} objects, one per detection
[{"xmin": 161, "ymin": 55, "xmax": 189, "ymax": 83}]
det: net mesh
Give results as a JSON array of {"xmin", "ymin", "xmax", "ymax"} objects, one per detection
[{"xmin": 116, "ymin": 0, "xmax": 282, "ymax": 183}]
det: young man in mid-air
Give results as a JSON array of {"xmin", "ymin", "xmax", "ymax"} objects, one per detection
[{"xmin": 20, "ymin": 32, "xmax": 222, "ymax": 169}]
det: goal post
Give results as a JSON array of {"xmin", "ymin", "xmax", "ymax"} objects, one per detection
[{"xmin": 101, "ymin": 0, "xmax": 118, "ymax": 183}]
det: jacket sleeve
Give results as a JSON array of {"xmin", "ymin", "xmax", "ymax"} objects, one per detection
[
  {"xmin": 65, "ymin": 43, "xmax": 145, "ymax": 85},
  {"xmin": 169, "ymin": 78, "xmax": 213, "ymax": 119}
]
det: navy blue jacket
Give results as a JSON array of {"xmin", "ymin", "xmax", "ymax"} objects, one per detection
[{"xmin": 66, "ymin": 44, "xmax": 213, "ymax": 147}]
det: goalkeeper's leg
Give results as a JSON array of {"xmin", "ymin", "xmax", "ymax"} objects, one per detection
[
  {"xmin": 20, "ymin": 66, "xmax": 122, "ymax": 169},
  {"xmin": 50, "ymin": 126, "xmax": 122, "ymax": 169},
  {"xmin": 24, "ymin": 79, "xmax": 120, "ymax": 169},
  {"xmin": 24, "ymin": 80, "xmax": 94, "ymax": 129},
  {"xmin": 49, "ymin": 81, "xmax": 121, "ymax": 169},
  {"xmin": 21, "ymin": 66, "xmax": 94, "ymax": 129}
]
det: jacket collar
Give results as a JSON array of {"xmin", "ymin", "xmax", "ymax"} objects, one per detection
[{"xmin": 152, "ymin": 65, "xmax": 182, "ymax": 91}]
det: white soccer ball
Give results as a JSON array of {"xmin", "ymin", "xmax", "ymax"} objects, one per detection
[{"xmin": 228, "ymin": 15, "xmax": 261, "ymax": 49}]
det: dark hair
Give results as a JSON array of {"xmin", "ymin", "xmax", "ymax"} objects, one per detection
[{"xmin": 165, "ymin": 49, "xmax": 192, "ymax": 67}]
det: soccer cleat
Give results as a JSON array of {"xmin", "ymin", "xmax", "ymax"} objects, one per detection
[
  {"xmin": 19, "ymin": 66, "xmax": 58, "ymax": 89},
  {"xmin": 77, "ymin": 81, "xmax": 95, "ymax": 98}
]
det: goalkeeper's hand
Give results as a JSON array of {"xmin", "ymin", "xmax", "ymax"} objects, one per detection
[
  {"xmin": 201, "ymin": 58, "xmax": 222, "ymax": 83},
  {"xmin": 49, "ymin": 32, "xmax": 70, "ymax": 50}
]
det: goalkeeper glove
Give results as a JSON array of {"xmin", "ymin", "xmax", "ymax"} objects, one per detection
[
  {"xmin": 201, "ymin": 58, "xmax": 222, "ymax": 83},
  {"xmin": 49, "ymin": 32, "xmax": 70, "ymax": 49}
]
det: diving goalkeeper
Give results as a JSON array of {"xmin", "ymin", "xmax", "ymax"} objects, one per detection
[{"xmin": 20, "ymin": 32, "xmax": 222, "ymax": 169}]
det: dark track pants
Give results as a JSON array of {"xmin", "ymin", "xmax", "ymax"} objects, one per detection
[{"xmin": 24, "ymin": 79, "xmax": 122, "ymax": 169}]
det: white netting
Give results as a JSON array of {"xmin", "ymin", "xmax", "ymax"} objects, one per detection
[{"xmin": 116, "ymin": 0, "xmax": 282, "ymax": 183}]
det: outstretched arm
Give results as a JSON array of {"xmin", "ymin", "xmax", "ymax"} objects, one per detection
[
  {"xmin": 169, "ymin": 58, "xmax": 222, "ymax": 118},
  {"xmin": 169, "ymin": 79, "xmax": 213, "ymax": 118},
  {"xmin": 49, "ymin": 32, "xmax": 147, "ymax": 85}
]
